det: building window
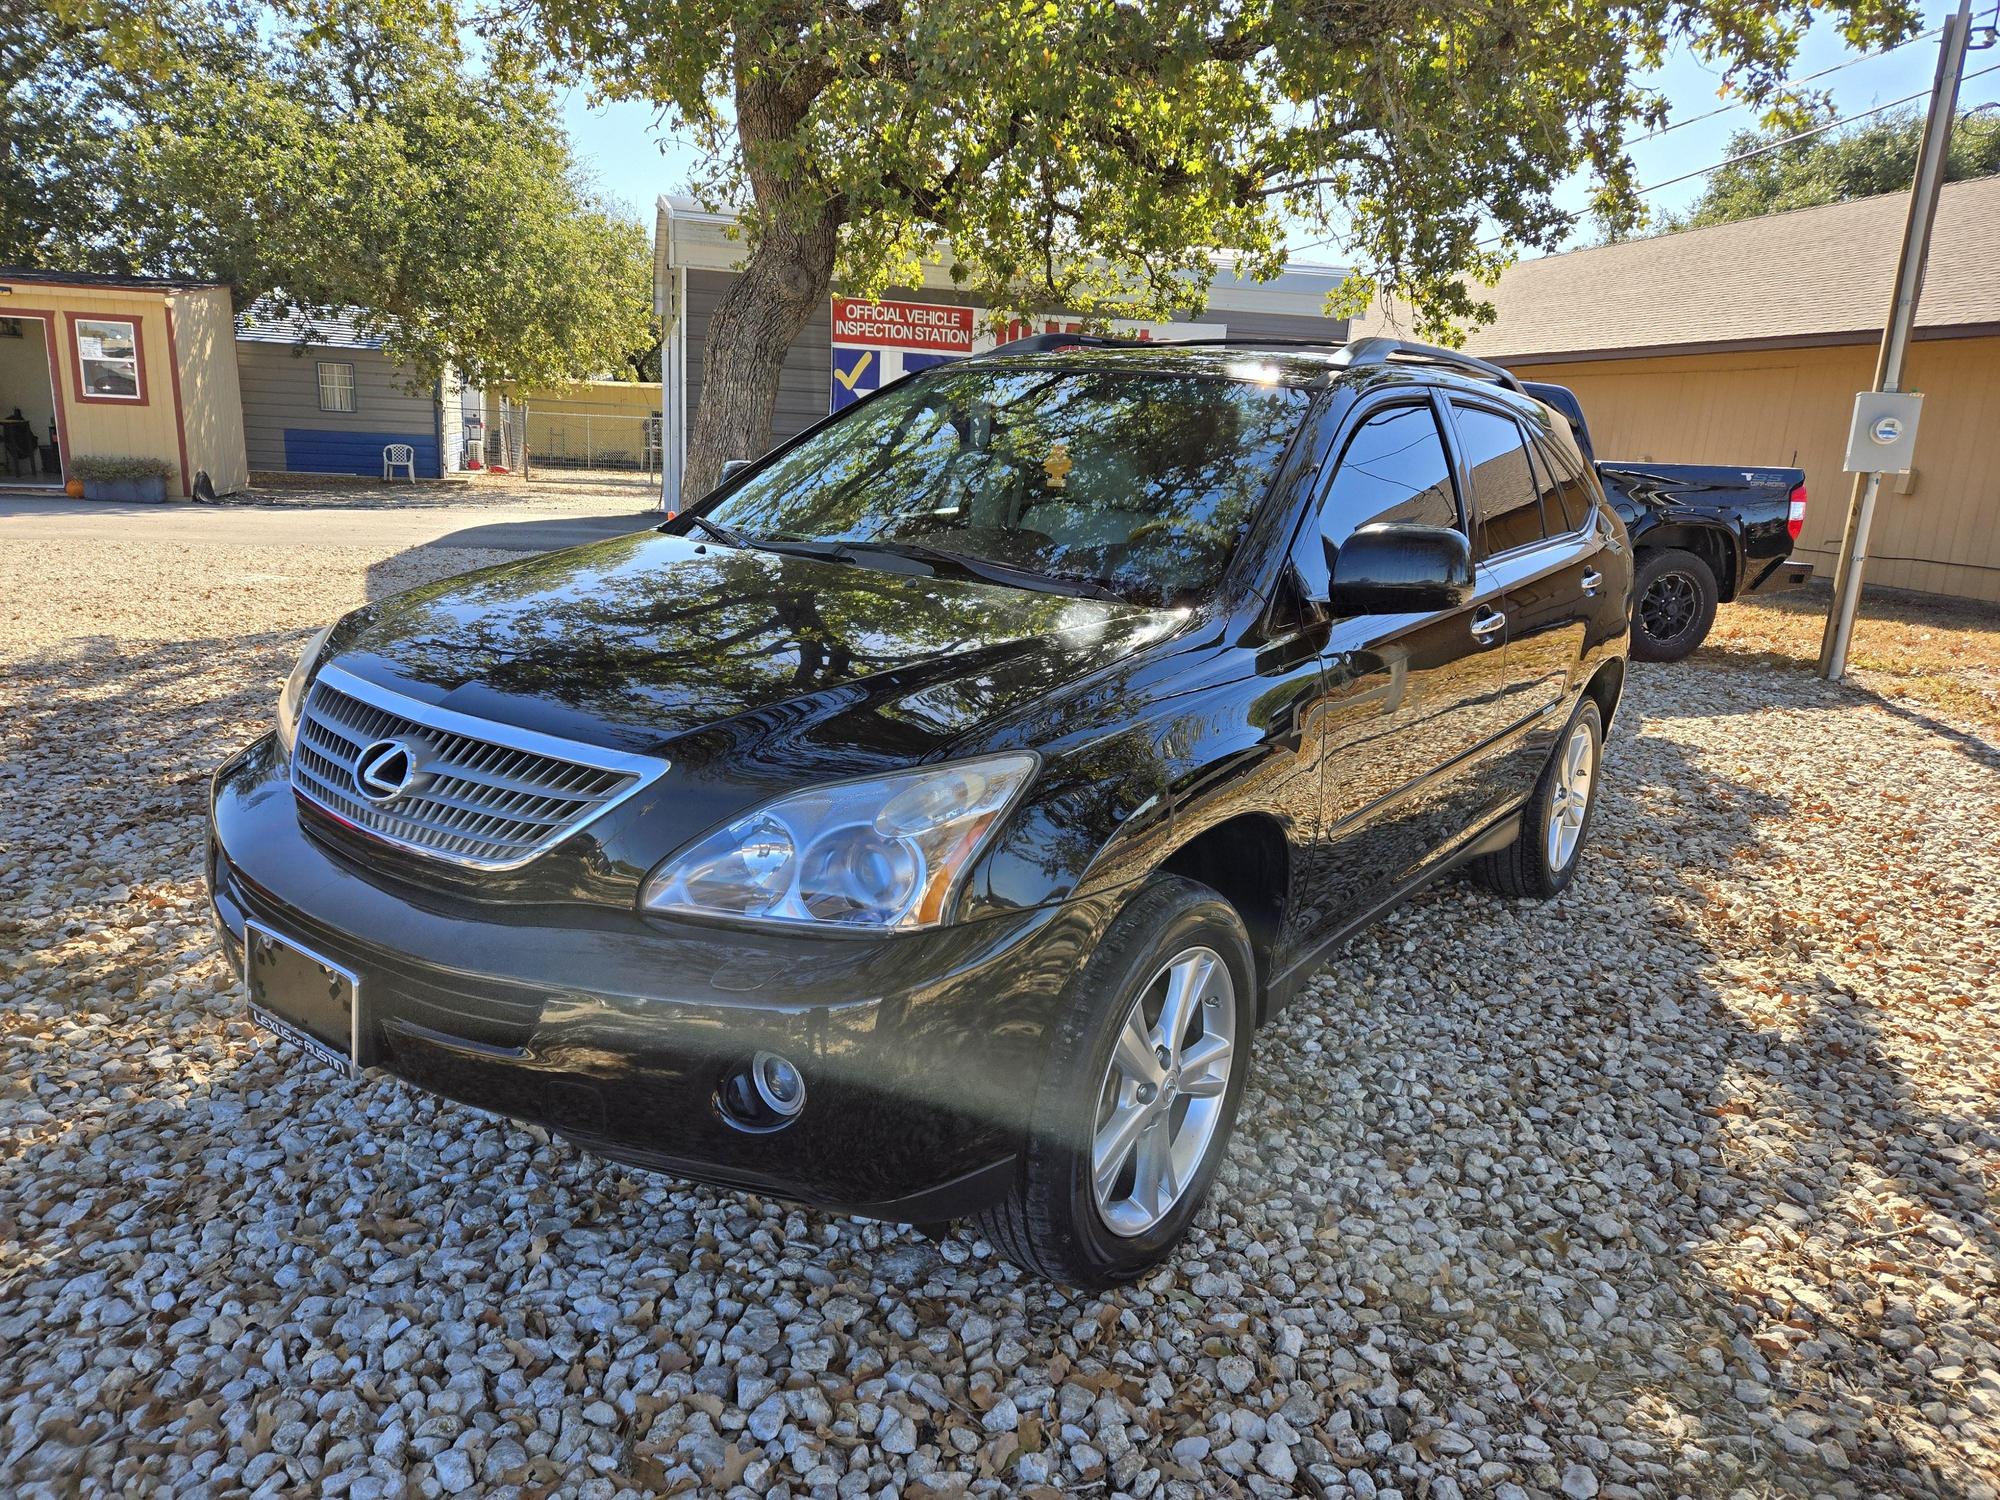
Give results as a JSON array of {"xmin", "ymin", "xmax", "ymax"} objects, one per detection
[
  {"xmin": 72, "ymin": 317, "xmax": 144, "ymax": 402},
  {"xmin": 317, "ymin": 362, "xmax": 356, "ymax": 413}
]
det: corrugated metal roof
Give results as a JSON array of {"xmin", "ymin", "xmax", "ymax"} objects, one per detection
[
  {"xmin": 235, "ymin": 302, "xmax": 388, "ymax": 350},
  {"xmin": 1352, "ymin": 174, "xmax": 2000, "ymax": 360}
]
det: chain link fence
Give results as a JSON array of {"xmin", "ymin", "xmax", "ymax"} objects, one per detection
[{"xmin": 449, "ymin": 390, "xmax": 663, "ymax": 497}]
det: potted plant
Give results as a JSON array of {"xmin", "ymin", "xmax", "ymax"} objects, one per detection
[{"xmin": 71, "ymin": 455, "xmax": 175, "ymax": 503}]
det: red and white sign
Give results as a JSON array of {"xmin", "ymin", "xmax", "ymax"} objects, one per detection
[
  {"xmin": 829, "ymin": 296, "xmax": 1227, "ymax": 413},
  {"xmin": 832, "ymin": 296, "xmax": 976, "ymax": 352}
]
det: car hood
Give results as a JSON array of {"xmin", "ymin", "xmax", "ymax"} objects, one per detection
[{"xmin": 329, "ymin": 530, "xmax": 1183, "ymax": 769}]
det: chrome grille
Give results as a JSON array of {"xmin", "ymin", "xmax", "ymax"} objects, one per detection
[{"xmin": 291, "ymin": 665, "xmax": 665, "ymax": 870}]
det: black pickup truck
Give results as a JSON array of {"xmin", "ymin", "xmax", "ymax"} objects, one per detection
[{"xmin": 1527, "ymin": 382, "xmax": 1810, "ymax": 661}]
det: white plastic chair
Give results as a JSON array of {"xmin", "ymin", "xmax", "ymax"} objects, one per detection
[{"xmin": 382, "ymin": 444, "xmax": 416, "ymax": 482}]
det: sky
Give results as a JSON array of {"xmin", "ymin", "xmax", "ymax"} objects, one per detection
[{"xmin": 559, "ymin": 2, "xmax": 2000, "ymax": 266}]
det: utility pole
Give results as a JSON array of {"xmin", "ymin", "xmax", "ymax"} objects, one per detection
[{"xmin": 1817, "ymin": 0, "xmax": 1977, "ymax": 681}]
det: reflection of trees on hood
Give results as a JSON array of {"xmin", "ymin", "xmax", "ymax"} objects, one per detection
[{"xmin": 361, "ymin": 534, "xmax": 1141, "ymax": 729}]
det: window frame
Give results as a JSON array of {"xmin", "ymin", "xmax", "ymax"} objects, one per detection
[
  {"xmin": 1527, "ymin": 429, "xmax": 1596, "ymax": 538},
  {"xmin": 1444, "ymin": 395, "xmax": 1554, "ymax": 563},
  {"xmin": 316, "ymin": 360, "xmax": 357, "ymax": 414},
  {"xmin": 66, "ymin": 313, "xmax": 146, "ymax": 405}
]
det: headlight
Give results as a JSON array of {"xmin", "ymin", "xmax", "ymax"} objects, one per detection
[
  {"xmin": 275, "ymin": 624, "xmax": 335, "ymax": 756},
  {"xmin": 639, "ymin": 753, "xmax": 1037, "ymax": 932}
]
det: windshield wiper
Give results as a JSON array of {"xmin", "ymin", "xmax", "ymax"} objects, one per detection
[
  {"xmin": 842, "ymin": 540, "xmax": 1131, "ymax": 603},
  {"xmin": 674, "ymin": 513, "xmax": 752, "ymax": 548},
  {"xmin": 672, "ymin": 518, "xmax": 869, "ymax": 568}
]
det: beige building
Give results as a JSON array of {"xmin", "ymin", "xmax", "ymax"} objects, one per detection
[
  {"xmin": 1354, "ymin": 176, "xmax": 2000, "ymax": 604},
  {"xmin": 0, "ymin": 268, "xmax": 248, "ymax": 496}
]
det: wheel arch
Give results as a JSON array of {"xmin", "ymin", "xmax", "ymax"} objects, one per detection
[
  {"xmin": 1636, "ymin": 521, "xmax": 1738, "ymax": 600},
  {"xmin": 1581, "ymin": 656, "xmax": 1626, "ymax": 735},
  {"xmin": 1157, "ymin": 811, "xmax": 1291, "ymax": 1006}
]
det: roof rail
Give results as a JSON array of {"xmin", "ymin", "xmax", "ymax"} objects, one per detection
[
  {"xmin": 971, "ymin": 330, "xmax": 1527, "ymax": 395},
  {"xmin": 974, "ymin": 332, "xmax": 1156, "ymax": 358},
  {"xmin": 1336, "ymin": 335, "xmax": 1526, "ymax": 394}
]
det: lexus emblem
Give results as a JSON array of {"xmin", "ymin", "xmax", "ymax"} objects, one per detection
[{"xmin": 354, "ymin": 738, "xmax": 427, "ymax": 804}]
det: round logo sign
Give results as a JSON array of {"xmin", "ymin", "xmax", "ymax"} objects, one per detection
[{"xmin": 1869, "ymin": 415, "xmax": 1904, "ymax": 446}]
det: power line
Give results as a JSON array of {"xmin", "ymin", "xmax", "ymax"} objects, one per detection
[
  {"xmin": 1633, "ymin": 60, "xmax": 2000, "ymax": 195},
  {"xmin": 1283, "ymin": 31, "xmax": 1998, "ymax": 260},
  {"xmin": 1636, "ymin": 26, "xmax": 1941, "ymax": 141},
  {"xmin": 1459, "ymin": 59, "xmax": 2000, "ymax": 250}
]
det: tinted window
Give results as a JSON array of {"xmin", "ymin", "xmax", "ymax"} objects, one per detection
[
  {"xmin": 1453, "ymin": 404, "xmax": 1546, "ymax": 558},
  {"xmin": 1299, "ymin": 403, "xmax": 1459, "ymax": 598},
  {"xmin": 1533, "ymin": 435, "xmax": 1594, "ymax": 533},
  {"xmin": 706, "ymin": 366, "xmax": 1311, "ymax": 603}
]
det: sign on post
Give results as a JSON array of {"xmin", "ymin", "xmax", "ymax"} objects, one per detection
[
  {"xmin": 1842, "ymin": 391, "xmax": 1924, "ymax": 474},
  {"xmin": 829, "ymin": 298, "xmax": 1231, "ymax": 412},
  {"xmin": 831, "ymin": 297, "xmax": 976, "ymax": 411}
]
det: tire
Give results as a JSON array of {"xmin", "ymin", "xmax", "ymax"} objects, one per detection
[
  {"xmin": 1631, "ymin": 547, "xmax": 1718, "ymax": 662},
  {"xmin": 1473, "ymin": 698, "xmax": 1603, "ymax": 900},
  {"xmin": 976, "ymin": 876, "xmax": 1256, "ymax": 1287}
]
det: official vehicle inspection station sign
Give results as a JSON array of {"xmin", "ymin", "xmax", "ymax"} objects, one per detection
[
  {"xmin": 830, "ymin": 296, "xmax": 1228, "ymax": 411},
  {"xmin": 831, "ymin": 297, "xmax": 976, "ymax": 410}
]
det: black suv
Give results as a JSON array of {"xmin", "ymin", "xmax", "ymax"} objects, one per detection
[{"xmin": 208, "ymin": 336, "xmax": 1632, "ymax": 1286}]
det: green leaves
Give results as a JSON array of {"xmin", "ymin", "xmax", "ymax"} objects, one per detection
[
  {"xmin": 501, "ymin": 0, "xmax": 1924, "ymax": 341},
  {"xmin": 3, "ymin": 0, "xmax": 654, "ymax": 388}
]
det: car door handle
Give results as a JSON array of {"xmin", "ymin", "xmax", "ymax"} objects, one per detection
[
  {"xmin": 1581, "ymin": 568, "xmax": 1603, "ymax": 596},
  {"xmin": 1470, "ymin": 608, "xmax": 1505, "ymax": 643}
]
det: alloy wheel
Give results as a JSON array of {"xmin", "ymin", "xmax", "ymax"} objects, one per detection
[
  {"xmin": 1090, "ymin": 946, "xmax": 1237, "ymax": 1237},
  {"xmin": 1546, "ymin": 720, "xmax": 1596, "ymax": 871},
  {"xmin": 1639, "ymin": 570, "xmax": 1699, "ymax": 642}
]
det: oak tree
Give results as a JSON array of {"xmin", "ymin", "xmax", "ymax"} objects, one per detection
[
  {"xmin": 5, "ymin": 0, "xmax": 654, "ymax": 388},
  {"xmin": 494, "ymin": 0, "xmax": 1923, "ymax": 496}
]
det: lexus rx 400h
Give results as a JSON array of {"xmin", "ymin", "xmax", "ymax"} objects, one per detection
[{"xmin": 209, "ymin": 336, "xmax": 1632, "ymax": 1286}]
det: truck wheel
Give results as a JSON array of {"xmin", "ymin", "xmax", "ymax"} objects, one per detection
[
  {"xmin": 976, "ymin": 876, "xmax": 1255, "ymax": 1287},
  {"xmin": 1473, "ymin": 698, "xmax": 1603, "ymax": 900},
  {"xmin": 1632, "ymin": 548, "xmax": 1718, "ymax": 662}
]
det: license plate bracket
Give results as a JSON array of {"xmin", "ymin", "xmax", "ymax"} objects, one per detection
[{"xmin": 245, "ymin": 920, "xmax": 364, "ymax": 1076}]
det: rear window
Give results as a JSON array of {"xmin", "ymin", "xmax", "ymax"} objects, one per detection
[
  {"xmin": 1452, "ymin": 403, "xmax": 1546, "ymax": 558},
  {"xmin": 1532, "ymin": 436, "xmax": 1594, "ymax": 533},
  {"xmin": 707, "ymin": 365, "xmax": 1313, "ymax": 602}
]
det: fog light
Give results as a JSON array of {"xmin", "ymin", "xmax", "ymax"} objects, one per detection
[
  {"xmin": 751, "ymin": 1050, "xmax": 806, "ymax": 1116},
  {"xmin": 718, "ymin": 1051, "xmax": 807, "ymax": 1131}
]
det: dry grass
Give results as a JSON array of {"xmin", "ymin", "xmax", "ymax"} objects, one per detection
[{"xmin": 1699, "ymin": 583, "xmax": 2000, "ymax": 738}]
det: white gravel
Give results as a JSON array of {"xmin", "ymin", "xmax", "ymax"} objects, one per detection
[{"xmin": 2, "ymin": 534, "xmax": 1997, "ymax": 1500}]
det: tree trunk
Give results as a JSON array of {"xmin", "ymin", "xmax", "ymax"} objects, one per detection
[
  {"xmin": 681, "ymin": 63, "xmax": 842, "ymax": 503},
  {"xmin": 681, "ymin": 212, "xmax": 838, "ymax": 501}
]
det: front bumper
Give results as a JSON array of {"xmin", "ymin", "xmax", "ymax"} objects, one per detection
[{"xmin": 209, "ymin": 734, "xmax": 1108, "ymax": 1221}]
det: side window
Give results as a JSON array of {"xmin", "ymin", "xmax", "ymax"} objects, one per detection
[
  {"xmin": 1453, "ymin": 403, "xmax": 1546, "ymax": 558},
  {"xmin": 1533, "ymin": 435, "xmax": 1595, "ymax": 533},
  {"xmin": 1298, "ymin": 402, "xmax": 1460, "ymax": 597}
]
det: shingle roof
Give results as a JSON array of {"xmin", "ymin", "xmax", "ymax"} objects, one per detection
[
  {"xmin": 0, "ymin": 266, "xmax": 227, "ymax": 292},
  {"xmin": 1351, "ymin": 174, "xmax": 2000, "ymax": 361},
  {"xmin": 234, "ymin": 302, "xmax": 387, "ymax": 350}
]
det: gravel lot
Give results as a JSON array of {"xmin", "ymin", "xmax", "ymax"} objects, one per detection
[{"xmin": 3, "ymin": 534, "xmax": 1996, "ymax": 1500}]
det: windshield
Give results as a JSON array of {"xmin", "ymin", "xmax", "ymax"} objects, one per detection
[{"xmin": 698, "ymin": 364, "xmax": 1312, "ymax": 603}]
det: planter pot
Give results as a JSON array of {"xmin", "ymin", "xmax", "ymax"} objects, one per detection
[{"xmin": 81, "ymin": 476, "xmax": 170, "ymax": 503}]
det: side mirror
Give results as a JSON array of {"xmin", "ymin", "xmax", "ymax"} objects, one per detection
[
  {"xmin": 1326, "ymin": 523, "xmax": 1473, "ymax": 615},
  {"xmin": 719, "ymin": 457, "xmax": 752, "ymax": 482}
]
